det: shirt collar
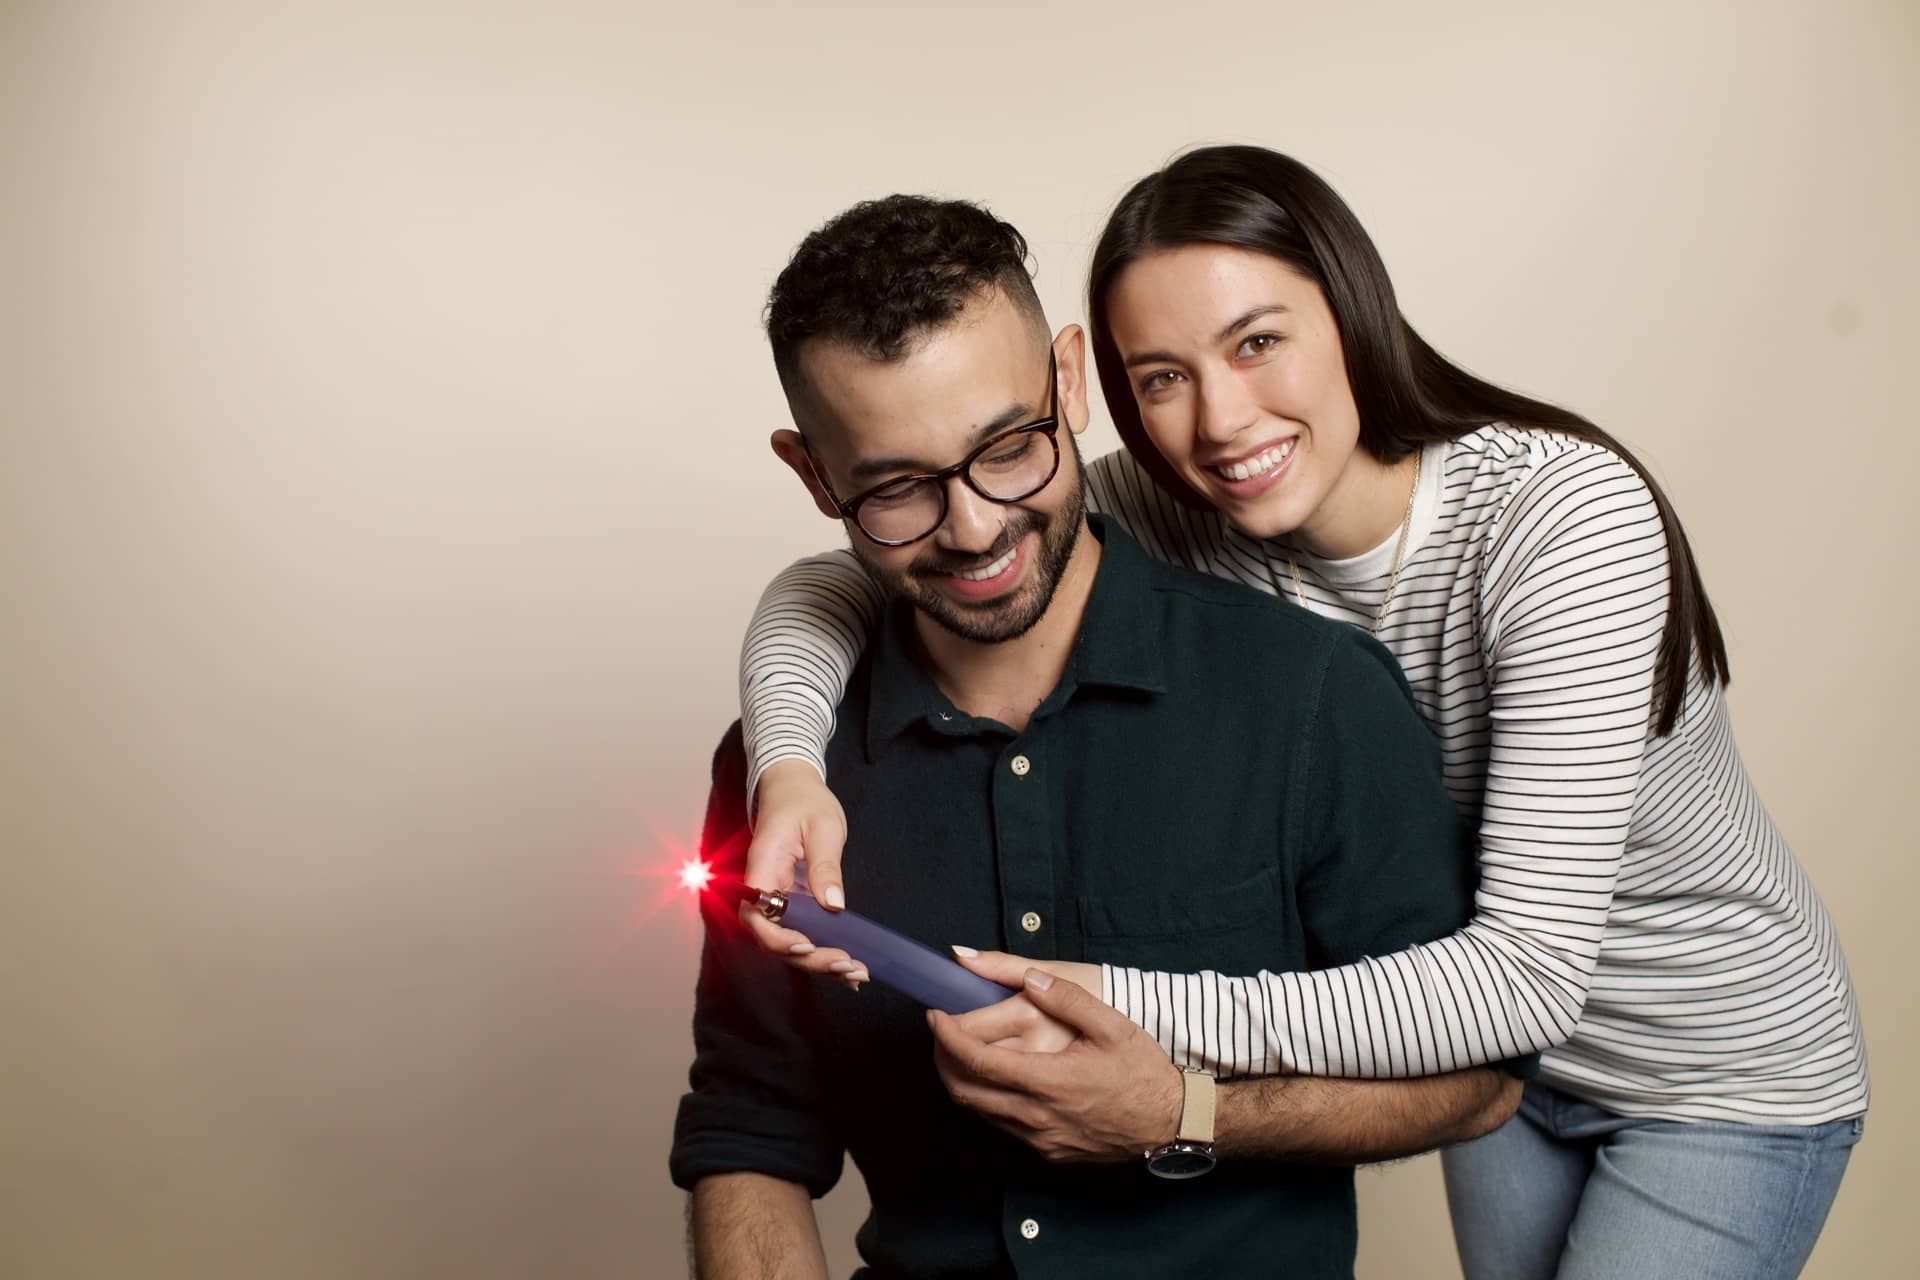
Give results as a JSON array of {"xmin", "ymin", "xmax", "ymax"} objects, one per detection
[{"xmin": 864, "ymin": 515, "xmax": 1166, "ymax": 760}]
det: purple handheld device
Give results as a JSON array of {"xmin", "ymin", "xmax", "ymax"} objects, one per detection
[{"xmin": 735, "ymin": 886, "xmax": 1018, "ymax": 1014}]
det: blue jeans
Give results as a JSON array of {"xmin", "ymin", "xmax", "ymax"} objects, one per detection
[{"xmin": 1442, "ymin": 1081, "xmax": 1863, "ymax": 1280}]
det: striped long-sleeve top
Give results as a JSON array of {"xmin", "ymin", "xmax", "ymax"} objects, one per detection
[{"xmin": 738, "ymin": 424, "xmax": 1868, "ymax": 1124}]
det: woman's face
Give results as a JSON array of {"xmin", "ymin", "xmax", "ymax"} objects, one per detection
[{"xmin": 1105, "ymin": 243, "xmax": 1366, "ymax": 546}]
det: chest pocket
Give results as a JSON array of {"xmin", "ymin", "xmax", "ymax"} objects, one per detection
[{"xmin": 1077, "ymin": 865, "xmax": 1288, "ymax": 973}]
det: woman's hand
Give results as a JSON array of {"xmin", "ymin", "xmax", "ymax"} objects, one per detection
[
  {"xmin": 743, "ymin": 760, "xmax": 864, "ymax": 987},
  {"xmin": 944, "ymin": 991, "xmax": 1080, "ymax": 1054},
  {"xmin": 952, "ymin": 949, "xmax": 1103, "ymax": 1005},
  {"xmin": 949, "ymin": 950, "xmax": 1106, "ymax": 1049}
]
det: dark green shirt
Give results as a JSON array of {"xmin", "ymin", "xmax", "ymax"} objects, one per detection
[{"xmin": 672, "ymin": 518, "xmax": 1476, "ymax": 1278}]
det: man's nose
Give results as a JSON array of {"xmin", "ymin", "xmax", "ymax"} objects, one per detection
[
  {"xmin": 934, "ymin": 476, "xmax": 1003, "ymax": 554},
  {"xmin": 1195, "ymin": 373, "xmax": 1257, "ymax": 446}
]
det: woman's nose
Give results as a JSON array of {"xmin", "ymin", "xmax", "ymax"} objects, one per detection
[{"xmin": 1195, "ymin": 373, "xmax": 1258, "ymax": 446}]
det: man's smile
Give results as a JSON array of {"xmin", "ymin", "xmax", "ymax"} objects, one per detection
[{"xmin": 931, "ymin": 532, "xmax": 1031, "ymax": 602}]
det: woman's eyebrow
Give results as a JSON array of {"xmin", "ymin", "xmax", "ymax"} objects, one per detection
[
  {"xmin": 1212, "ymin": 304, "xmax": 1289, "ymax": 343},
  {"xmin": 1123, "ymin": 304, "xmax": 1292, "ymax": 368}
]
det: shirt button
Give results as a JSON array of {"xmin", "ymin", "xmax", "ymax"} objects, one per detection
[
  {"xmin": 1020, "ymin": 911, "xmax": 1042, "ymax": 934},
  {"xmin": 1009, "ymin": 754, "xmax": 1031, "ymax": 777},
  {"xmin": 1019, "ymin": 1218, "xmax": 1040, "ymax": 1240}
]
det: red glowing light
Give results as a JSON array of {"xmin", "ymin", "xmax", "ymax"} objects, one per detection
[{"xmin": 678, "ymin": 858, "xmax": 714, "ymax": 895}]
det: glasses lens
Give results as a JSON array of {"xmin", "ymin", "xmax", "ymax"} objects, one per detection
[
  {"xmin": 856, "ymin": 477, "xmax": 945, "ymax": 544},
  {"xmin": 970, "ymin": 427, "xmax": 1059, "ymax": 502}
]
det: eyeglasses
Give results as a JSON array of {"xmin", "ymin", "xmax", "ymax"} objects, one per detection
[{"xmin": 807, "ymin": 350, "xmax": 1062, "ymax": 547}]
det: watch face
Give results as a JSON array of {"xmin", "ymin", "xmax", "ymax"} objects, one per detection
[{"xmin": 1146, "ymin": 1144, "xmax": 1216, "ymax": 1180}]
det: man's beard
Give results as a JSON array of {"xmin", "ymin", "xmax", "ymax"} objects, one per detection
[{"xmin": 859, "ymin": 476, "xmax": 1087, "ymax": 645}]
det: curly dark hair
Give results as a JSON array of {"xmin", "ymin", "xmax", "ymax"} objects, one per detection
[{"xmin": 766, "ymin": 194, "xmax": 1046, "ymax": 393}]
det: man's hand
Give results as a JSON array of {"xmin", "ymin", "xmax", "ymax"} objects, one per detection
[
  {"xmin": 743, "ymin": 760, "xmax": 865, "ymax": 988},
  {"xmin": 928, "ymin": 969, "xmax": 1183, "ymax": 1163}
]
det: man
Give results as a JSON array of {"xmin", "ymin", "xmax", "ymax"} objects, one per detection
[{"xmin": 670, "ymin": 196, "xmax": 1520, "ymax": 1278}]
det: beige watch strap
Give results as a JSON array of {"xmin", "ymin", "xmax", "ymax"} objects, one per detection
[{"xmin": 1175, "ymin": 1068, "xmax": 1216, "ymax": 1145}]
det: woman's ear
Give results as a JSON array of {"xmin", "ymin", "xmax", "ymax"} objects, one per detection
[
  {"xmin": 1052, "ymin": 324, "xmax": 1091, "ymax": 436},
  {"xmin": 770, "ymin": 429, "xmax": 842, "ymax": 520}
]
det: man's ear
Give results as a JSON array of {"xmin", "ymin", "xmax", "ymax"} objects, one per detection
[
  {"xmin": 770, "ymin": 429, "xmax": 842, "ymax": 520},
  {"xmin": 1052, "ymin": 324, "xmax": 1092, "ymax": 437}
]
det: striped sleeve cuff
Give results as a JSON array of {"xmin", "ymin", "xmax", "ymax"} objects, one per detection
[{"xmin": 1103, "ymin": 966, "xmax": 1269, "ymax": 1077}]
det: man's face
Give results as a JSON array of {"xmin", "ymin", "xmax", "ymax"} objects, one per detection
[{"xmin": 779, "ymin": 290, "xmax": 1090, "ymax": 645}]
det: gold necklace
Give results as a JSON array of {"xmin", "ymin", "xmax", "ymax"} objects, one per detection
[{"xmin": 1281, "ymin": 452, "xmax": 1421, "ymax": 635}]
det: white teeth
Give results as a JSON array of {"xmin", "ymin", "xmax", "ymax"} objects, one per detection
[
  {"xmin": 956, "ymin": 546, "xmax": 1017, "ymax": 581},
  {"xmin": 1216, "ymin": 440, "xmax": 1294, "ymax": 482}
]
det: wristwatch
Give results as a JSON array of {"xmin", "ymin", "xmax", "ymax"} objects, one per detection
[{"xmin": 1144, "ymin": 1067, "xmax": 1217, "ymax": 1179}]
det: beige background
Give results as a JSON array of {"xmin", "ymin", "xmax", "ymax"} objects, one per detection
[{"xmin": 3, "ymin": 1, "xmax": 1914, "ymax": 1276}]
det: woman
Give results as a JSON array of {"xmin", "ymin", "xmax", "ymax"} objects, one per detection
[{"xmin": 734, "ymin": 146, "xmax": 1866, "ymax": 1278}]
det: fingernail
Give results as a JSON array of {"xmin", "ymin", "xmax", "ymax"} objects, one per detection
[
  {"xmin": 851, "ymin": 969, "xmax": 870, "ymax": 984},
  {"xmin": 1025, "ymin": 968, "xmax": 1054, "ymax": 991},
  {"xmin": 829, "ymin": 960, "xmax": 855, "ymax": 974},
  {"xmin": 788, "ymin": 943, "xmax": 816, "ymax": 955},
  {"xmin": 824, "ymin": 885, "xmax": 845, "ymax": 910},
  {"xmin": 951, "ymin": 944, "xmax": 978, "ymax": 958}
]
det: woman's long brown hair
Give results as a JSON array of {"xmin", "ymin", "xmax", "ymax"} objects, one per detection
[{"xmin": 1088, "ymin": 145, "xmax": 1727, "ymax": 735}]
